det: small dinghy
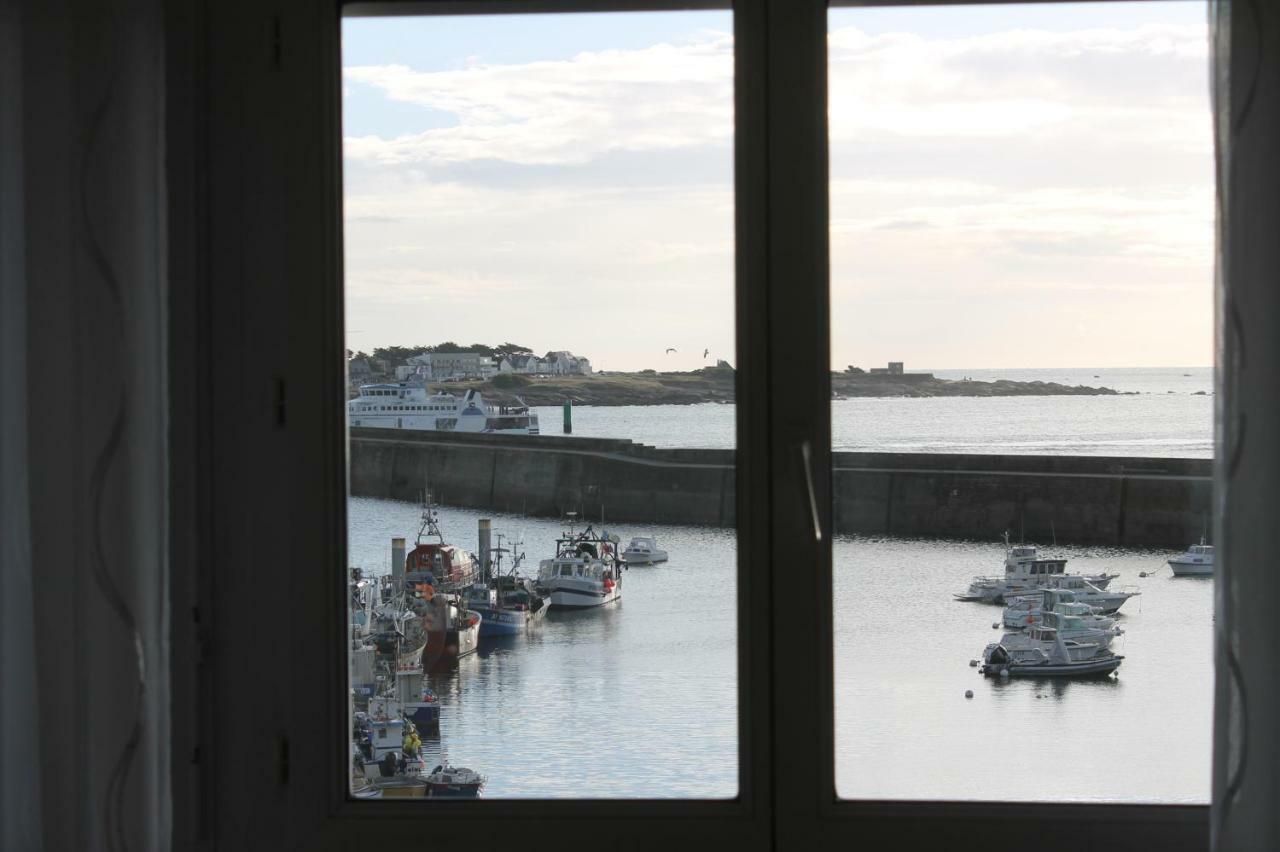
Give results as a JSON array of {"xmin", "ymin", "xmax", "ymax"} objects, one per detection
[{"xmin": 425, "ymin": 764, "xmax": 486, "ymax": 798}]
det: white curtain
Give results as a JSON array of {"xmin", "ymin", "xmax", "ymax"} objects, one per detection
[{"xmin": 3, "ymin": 1, "xmax": 170, "ymax": 850}]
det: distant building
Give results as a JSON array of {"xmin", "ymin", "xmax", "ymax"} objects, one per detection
[
  {"xmin": 869, "ymin": 361, "xmax": 905, "ymax": 375},
  {"xmin": 544, "ymin": 351, "xmax": 592, "ymax": 375},
  {"xmin": 498, "ymin": 353, "xmax": 546, "ymax": 375},
  {"xmin": 406, "ymin": 351, "xmax": 496, "ymax": 380}
]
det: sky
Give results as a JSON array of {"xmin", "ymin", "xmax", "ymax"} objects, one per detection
[{"xmin": 342, "ymin": 2, "xmax": 1213, "ymax": 372}]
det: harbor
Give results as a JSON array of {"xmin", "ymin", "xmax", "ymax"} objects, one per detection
[{"xmin": 349, "ymin": 495, "xmax": 1213, "ymax": 802}]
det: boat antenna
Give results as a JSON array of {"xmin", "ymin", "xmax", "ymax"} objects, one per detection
[{"xmin": 1051, "ymin": 520, "xmax": 1057, "ymax": 548}]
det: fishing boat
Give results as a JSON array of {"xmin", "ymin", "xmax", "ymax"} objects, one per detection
[
  {"xmin": 353, "ymin": 703, "xmax": 430, "ymax": 796},
  {"xmin": 416, "ymin": 590, "xmax": 481, "ymax": 670},
  {"xmin": 348, "ymin": 383, "xmax": 538, "ymax": 435},
  {"xmin": 425, "ymin": 764, "xmax": 486, "ymax": 798},
  {"xmin": 538, "ymin": 516, "xmax": 624, "ymax": 609},
  {"xmin": 403, "ymin": 495, "xmax": 481, "ymax": 592},
  {"xmin": 979, "ymin": 624, "xmax": 1123, "ymax": 678},
  {"xmin": 955, "ymin": 535, "xmax": 1119, "ymax": 604},
  {"xmin": 1168, "ymin": 538, "xmax": 1214, "ymax": 576},
  {"xmin": 463, "ymin": 538, "xmax": 548, "ymax": 636},
  {"xmin": 349, "ymin": 566, "xmax": 378, "ymax": 639},
  {"xmin": 621, "ymin": 536, "xmax": 668, "ymax": 565}
]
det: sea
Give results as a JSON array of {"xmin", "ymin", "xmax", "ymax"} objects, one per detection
[
  {"xmin": 349, "ymin": 366, "xmax": 1214, "ymax": 802},
  {"xmin": 532, "ymin": 367, "xmax": 1214, "ymax": 457}
]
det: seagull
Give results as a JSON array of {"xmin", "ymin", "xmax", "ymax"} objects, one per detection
[
  {"xmin": 703, "ymin": 348, "xmax": 710, "ymax": 359},
  {"xmin": 665, "ymin": 348, "xmax": 677, "ymax": 354}
]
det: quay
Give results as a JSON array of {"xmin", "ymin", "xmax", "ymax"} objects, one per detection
[{"xmin": 349, "ymin": 428, "xmax": 1211, "ymax": 548}]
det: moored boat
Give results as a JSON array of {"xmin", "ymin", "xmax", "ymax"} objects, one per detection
[
  {"xmin": 425, "ymin": 764, "xmax": 486, "ymax": 798},
  {"xmin": 538, "ymin": 518, "xmax": 623, "ymax": 609},
  {"xmin": 621, "ymin": 536, "xmax": 668, "ymax": 565},
  {"xmin": 980, "ymin": 624, "xmax": 1123, "ymax": 678},
  {"xmin": 955, "ymin": 535, "xmax": 1119, "ymax": 604},
  {"xmin": 1168, "ymin": 538, "xmax": 1214, "ymax": 576}
]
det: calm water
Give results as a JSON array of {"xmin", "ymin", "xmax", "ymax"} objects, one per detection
[
  {"xmin": 533, "ymin": 366, "xmax": 1213, "ymax": 456},
  {"xmin": 350, "ymin": 498, "xmax": 1212, "ymax": 802},
  {"xmin": 834, "ymin": 537, "xmax": 1212, "ymax": 803},
  {"xmin": 350, "ymin": 497, "xmax": 739, "ymax": 798}
]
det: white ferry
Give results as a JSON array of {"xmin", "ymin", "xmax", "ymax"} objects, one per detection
[{"xmin": 348, "ymin": 383, "xmax": 538, "ymax": 435}]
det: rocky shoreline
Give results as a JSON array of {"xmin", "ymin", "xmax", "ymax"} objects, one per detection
[{"xmin": 428, "ymin": 367, "xmax": 1120, "ymax": 407}]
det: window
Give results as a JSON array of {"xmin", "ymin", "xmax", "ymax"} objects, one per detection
[
  {"xmin": 343, "ymin": 7, "xmax": 740, "ymax": 801},
  {"xmin": 200, "ymin": 0, "xmax": 1248, "ymax": 848},
  {"xmin": 829, "ymin": 0, "xmax": 1214, "ymax": 807}
]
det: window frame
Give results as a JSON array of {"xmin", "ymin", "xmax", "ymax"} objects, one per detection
[{"xmin": 184, "ymin": 0, "xmax": 1220, "ymax": 849}]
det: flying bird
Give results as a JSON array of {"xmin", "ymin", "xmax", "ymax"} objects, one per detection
[
  {"xmin": 665, "ymin": 348, "xmax": 677, "ymax": 354},
  {"xmin": 703, "ymin": 348, "xmax": 710, "ymax": 359}
]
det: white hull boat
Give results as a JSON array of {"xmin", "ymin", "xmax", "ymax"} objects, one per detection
[
  {"xmin": 1168, "ymin": 540, "xmax": 1214, "ymax": 576},
  {"xmin": 955, "ymin": 537, "xmax": 1118, "ymax": 604},
  {"xmin": 538, "ymin": 520, "xmax": 623, "ymax": 609},
  {"xmin": 622, "ymin": 536, "xmax": 668, "ymax": 565},
  {"xmin": 980, "ymin": 625, "xmax": 1123, "ymax": 678}
]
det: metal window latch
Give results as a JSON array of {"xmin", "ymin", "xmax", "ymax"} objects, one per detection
[{"xmin": 800, "ymin": 440, "xmax": 823, "ymax": 543}]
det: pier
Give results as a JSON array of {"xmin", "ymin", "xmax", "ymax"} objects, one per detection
[{"xmin": 349, "ymin": 428, "xmax": 1211, "ymax": 548}]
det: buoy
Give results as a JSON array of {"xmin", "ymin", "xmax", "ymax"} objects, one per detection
[
  {"xmin": 992, "ymin": 623, "xmax": 1000, "ymax": 629},
  {"xmin": 999, "ymin": 669, "xmax": 1010, "ymax": 678},
  {"xmin": 1139, "ymin": 571, "xmax": 1149, "ymax": 578},
  {"xmin": 964, "ymin": 690, "xmax": 974, "ymax": 699},
  {"xmin": 969, "ymin": 659, "xmax": 978, "ymax": 667}
]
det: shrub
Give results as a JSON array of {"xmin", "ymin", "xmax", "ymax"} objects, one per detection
[{"xmin": 490, "ymin": 372, "xmax": 531, "ymax": 389}]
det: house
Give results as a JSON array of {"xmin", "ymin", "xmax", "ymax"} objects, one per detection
[
  {"xmin": 499, "ymin": 353, "xmax": 545, "ymax": 374},
  {"xmin": 406, "ymin": 351, "xmax": 496, "ymax": 380},
  {"xmin": 544, "ymin": 350, "xmax": 593, "ymax": 375}
]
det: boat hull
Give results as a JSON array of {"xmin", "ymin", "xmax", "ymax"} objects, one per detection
[
  {"xmin": 622, "ymin": 551, "xmax": 668, "ymax": 565},
  {"xmin": 981, "ymin": 655, "xmax": 1123, "ymax": 678},
  {"xmin": 548, "ymin": 585, "xmax": 620, "ymax": 609},
  {"xmin": 1169, "ymin": 559, "xmax": 1213, "ymax": 577},
  {"xmin": 477, "ymin": 605, "xmax": 546, "ymax": 635}
]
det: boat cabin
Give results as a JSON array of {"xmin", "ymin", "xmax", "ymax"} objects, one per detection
[
  {"xmin": 406, "ymin": 543, "xmax": 477, "ymax": 588},
  {"xmin": 1007, "ymin": 558, "xmax": 1067, "ymax": 577}
]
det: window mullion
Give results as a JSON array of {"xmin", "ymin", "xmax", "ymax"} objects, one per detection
[{"xmin": 762, "ymin": 0, "xmax": 834, "ymax": 848}]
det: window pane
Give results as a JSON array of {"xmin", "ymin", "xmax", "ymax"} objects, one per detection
[
  {"xmin": 343, "ymin": 10, "xmax": 737, "ymax": 799},
  {"xmin": 828, "ymin": 1, "xmax": 1213, "ymax": 802}
]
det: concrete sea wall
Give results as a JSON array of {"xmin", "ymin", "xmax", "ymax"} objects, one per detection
[{"xmin": 349, "ymin": 428, "xmax": 1211, "ymax": 548}]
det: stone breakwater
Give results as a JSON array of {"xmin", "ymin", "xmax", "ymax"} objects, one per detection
[{"xmin": 349, "ymin": 428, "xmax": 1210, "ymax": 548}]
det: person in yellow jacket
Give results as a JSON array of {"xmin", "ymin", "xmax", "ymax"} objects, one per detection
[{"xmin": 402, "ymin": 725, "xmax": 421, "ymax": 759}]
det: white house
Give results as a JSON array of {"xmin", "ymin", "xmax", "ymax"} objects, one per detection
[
  {"xmin": 498, "ymin": 353, "xmax": 545, "ymax": 375},
  {"xmin": 545, "ymin": 351, "xmax": 592, "ymax": 375},
  {"xmin": 406, "ymin": 351, "xmax": 497, "ymax": 380}
]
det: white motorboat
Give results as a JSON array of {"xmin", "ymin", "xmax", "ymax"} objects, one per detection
[
  {"xmin": 998, "ymin": 588, "xmax": 1121, "ymax": 634},
  {"xmin": 1039, "ymin": 575, "xmax": 1139, "ymax": 615},
  {"xmin": 538, "ymin": 519, "xmax": 623, "ymax": 609},
  {"xmin": 1168, "ymin": 538, "xmax": 1214, "ymax": 576},
  {"xmin": 349, "ymin": 383, "xmax": 538, "ymax": 435},
  {"xmin": 980, "ymin": 625, "xmax": 1123, "ymax": 678},
  {"xmin": 955, "ymin": 536, "xmax": 1118, "ymax": 604},
  {"xmin": 621, "ymin": 536, "xmax": 668, "ymax": 565}
]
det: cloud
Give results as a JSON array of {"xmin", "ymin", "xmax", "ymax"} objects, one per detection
[
  {"xmin": 342, "ymin": 14, "xmax": 1214, "ymax": 369},
  {"xmin": 343, "ymin": 34, "xmax": 733, "ymax": 167}
]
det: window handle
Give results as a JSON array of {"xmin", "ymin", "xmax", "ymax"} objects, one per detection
[{"xmin": 800, "ymin": 440, "xmax": 823, "ymax": 543}]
